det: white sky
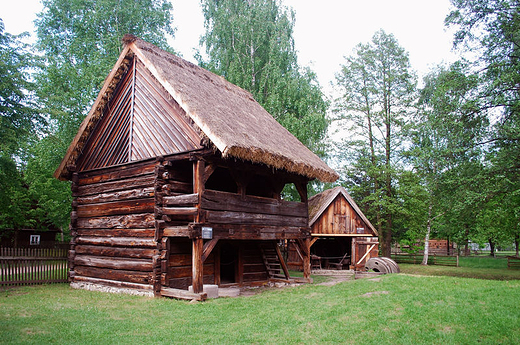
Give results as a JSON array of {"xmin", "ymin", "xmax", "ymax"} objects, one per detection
[{"xmin": 1, "ymin": 0, "xmax": 459, "ymax": 94}]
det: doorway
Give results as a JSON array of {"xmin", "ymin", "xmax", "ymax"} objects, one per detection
[{"xmin": 220, "ymin": 242, "xmax": 237, "ymax": 284}]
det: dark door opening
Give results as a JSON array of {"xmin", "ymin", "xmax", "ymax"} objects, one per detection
[
  {"xmin": 311, "ymin": 237, "xmax": 352, "ymax": 269},
  {"xmin": 220, "ymin": 242, "xmax": 237, "ymax": 284}
]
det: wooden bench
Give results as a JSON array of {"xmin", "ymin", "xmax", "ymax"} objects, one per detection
[
  {"xmin": 311, "ymin": 255, "xmax": 322, "ymax": 270},
  {"xmin": 507, "ymin": 256, "xmax": 520, "ymax": 270}
]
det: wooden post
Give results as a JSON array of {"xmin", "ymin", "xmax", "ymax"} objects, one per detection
[
  {"xmin": 192, "ymin": 160, "xmax": 204, "ymax": 293},
  {"xmin": 192, "ymin": 238, "xmax": 203, "ymax": 293},
  {"xmin": 303, "ymin": 237, "xmax": 311, "ymax": 280},
  {"xmin": 350, "ymin": 237, "xmax": 356, "ymax": 270},
  {"xmin": 154, "ymin": 158, "xmax": 165, "ymax": 296},
  {"xmin": 193, "ymin": 160, "xmax": 204, "ymax": 220}
]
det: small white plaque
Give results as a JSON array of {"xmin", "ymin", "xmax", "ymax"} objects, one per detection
[{"xmin": 202, "ymin": 227, "xmax": 213, "ymax": 239}]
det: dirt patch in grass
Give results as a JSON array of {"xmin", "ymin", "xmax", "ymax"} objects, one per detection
[{"xmin": 361, "ymin": 290, "xmax": 389, "ymax": 297}]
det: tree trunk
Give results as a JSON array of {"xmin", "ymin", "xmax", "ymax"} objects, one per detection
[
  {"xmin": 365, "ymin": 95, "xmax": 383, "ymax": 252},
  {"xmin": 422, "ymin": 204, "xmax": 433, "ymax": 265},
  {"xmin": 515, "ymin": 233, "xmax": 519, "ymax": 257},
  {"xmin": 382, "ymin": 89, "xmax": 393, "ymax": 258},
  {"xmin": 488, "ymin": 238, "xmax": 495, "ymax": 257},
  {"xmin": 464, "ymin": 225, "xmax": 470, "ymax": 256}
]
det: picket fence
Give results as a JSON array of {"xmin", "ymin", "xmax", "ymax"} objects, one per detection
[{"xmin": 0, "ymin": 247, "xmax": 68, "ymax": 287}]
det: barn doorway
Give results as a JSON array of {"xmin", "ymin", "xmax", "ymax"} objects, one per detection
[
  {"xmin": 220, "ymin": 242, "xmax": 237, "ymax": 284},
  {"xmin": 311, "ymin": 237, "xmax": 352, "ymax": 270}
]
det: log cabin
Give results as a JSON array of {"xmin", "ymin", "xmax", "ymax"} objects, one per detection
[
  {"xmin": 288, "ymin": 186, "xmax": 378, "ymax": 271},
  {"xmin": 54, "ymin": 35, "xmax": 338, "ymax": 299}
]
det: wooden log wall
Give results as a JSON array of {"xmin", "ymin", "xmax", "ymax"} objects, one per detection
[
  {"xmin": 154, "ymin": 158, "xmax": 194, "ymax": 240},
  {"xmin": 200, "ymin": 190, "xmax": 308, "ymax": 236},
  {"xmin": 153, "ymin": 157, "xmax": 199, "ymax": 291},
  {"xmin": 70, "ymin": 160, "xmax": 157, "ymax": 290},
  {"xmin": 162, "ymin": 238, "xmax": 214, "ymax": 289}
]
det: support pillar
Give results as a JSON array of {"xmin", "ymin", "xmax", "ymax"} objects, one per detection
[
  {"xmin": 192, "ymin": 237, "xmax": 203, "ymax": 293},
  {"xmin": 302, "ymin": 237, "xmax": 311, "ymax": 280},
  {"xmin": 192, "ymin": 159, "xmax": 205, "ymax": 293}
]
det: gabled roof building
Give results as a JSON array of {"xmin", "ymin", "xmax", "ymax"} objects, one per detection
[
  {"xmin": 288, "ymin": 186, "xmax": 378, "ymax": 271},
  {"xmin": 57, "ymin": 35, "xmax": 337, "ymax": 299}
]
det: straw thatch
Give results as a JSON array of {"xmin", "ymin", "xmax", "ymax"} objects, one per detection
[
  {"xmin": 55, "ymin": 35, "xmax": 338, "ymax": 182},
  {"xmin": 308, "ymin": 186, "xmax": 378, "ymax": 235}
]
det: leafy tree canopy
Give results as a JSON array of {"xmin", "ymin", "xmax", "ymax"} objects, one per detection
[
  {"xmin": 0, "ymin": 19, "xmax": 43, "ymax": 156},
  {"xmin": 198, "ymin": 0, "xmax": 328, "ymax": 154}
]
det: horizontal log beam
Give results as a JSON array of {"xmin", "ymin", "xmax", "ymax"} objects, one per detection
[
  {"xmin": 76, "ymin": 187, "xmax": 154, "ymax": 205},
  {"xmin": 77, "ymin": 199, "xmax": 154, "ymax": 218},
  {"xmin": 163, "ymin": 193, "xmax": 199, "ymax": 206},
  {"xmin": 201, "ymin": 190, "xmax": 306, "ymax": 217},
  {"xmin": 161, "ymin": 182, "xmax": 192, "ymax": 195},
  {"xmin": 205, "ymin": 210, "xmax": 307, "ymax": 227},
  {"xmin": 75, "ymin": 236, "xmax": 157, "ymax": 248},
  {"xmin": 78, "ymin": 160, "xmax": 156, "ymax": 185},
  {"xmin": 190, "ymin": 224, "xmax": 308, "ymax": 240},
  {"xmin": 74, "ymin": 265, "xmax": 153, "ymax": 284},
  {"xmin": 163, "ymin": 226, "xmax": 190, "ymax": 237},
  {"xmin": 74, "ymin": 245, "xmax": 157, "ymax": 259},
  {"xmin": 74, "ymin": 255, "xmax": 153, "ymax": 271},
  {"xmin": 160, "ymin": 287, "xmax": 207, "ymax": 301},
  {"xmin": 161, "ymin": 207, "xmax": 198, "ymax": 216},
  {"xmin": 77, "ymin": 175, "xmax": 155, "ymax": 196},
  {"xmin": 76, "ymin": 228, "xmax": 155, "ymax": 238},
  {"xmin": 76, "ymin": 213, "xmax": 155, "ymax": 229}
]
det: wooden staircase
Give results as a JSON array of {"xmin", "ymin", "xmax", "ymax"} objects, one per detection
[{"xmin": 259, "ymin": 242, "xmax": 290, "ymax": 281}]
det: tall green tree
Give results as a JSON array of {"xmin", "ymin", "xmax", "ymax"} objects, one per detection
[
  {"xmin": 36, "ymin": 0, "xmax": 175, "ymax": 142},
  {"xmin": 198, "ymin": 0, "xmax": 328, "ymax": 155},
  {"xmin": 28, "ymin": 0, "xmax": 177, "ymax": 232},
  {"xmin": 334, "ymin": 30, "xmax": 417, "ymax": 256},
  {"xmin": 409, "ymin": 62, "xmax": 488, "ymax": 259},
  {"xmin": 0, "ymin": 19, "xmax": 44, "ymax": 236},
  {"xmin": 447, "ymin": 0, "xmax": 520, "ymax": 255},
  {"xmin": 0, "ymin": 19, "xmax": 42, "ymax": 156}
]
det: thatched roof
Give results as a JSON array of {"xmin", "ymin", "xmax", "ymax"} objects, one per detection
[
  {"xmin": 54, "ymin": 35, "xmax": 338, "ymax": 182},
  {"xmin": 308, "ymin": 186, "xmax": 378, "ymax": 235}
]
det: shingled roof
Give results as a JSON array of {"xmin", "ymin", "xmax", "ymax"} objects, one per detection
[{"xmin": 54, "ymin": 35, "xmax": 338, "ymax": 182}]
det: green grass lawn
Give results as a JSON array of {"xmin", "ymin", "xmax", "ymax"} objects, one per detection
[
  {"xmin": 399, "ymin": 255, "xmax": 520, "ymax": 280},
  {"xmin": 1, "ymin": 273, "xmax": 519, "ymax": 344}
]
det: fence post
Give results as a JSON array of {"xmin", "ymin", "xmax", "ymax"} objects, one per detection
[{"xmin": 456, "ymin": 255, "xmax": 459, "ymax": 267}]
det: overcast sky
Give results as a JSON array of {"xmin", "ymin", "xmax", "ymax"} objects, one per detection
[{"xmin": 1, "ymin": 0, "xmax": 459, "ymax": 93}]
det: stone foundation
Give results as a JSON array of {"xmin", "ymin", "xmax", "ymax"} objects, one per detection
[{"xmin": 70, "ymin": 282, "xmax": 154, "ymax": 297}]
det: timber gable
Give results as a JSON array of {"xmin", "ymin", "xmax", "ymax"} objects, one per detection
[
  {"xmin": 59, "ymin": 36, "xmax": 338, "ymax": 299},
  {"xmin": 77, "ymin": 57, "xmax": 201, "ymax": 173}
]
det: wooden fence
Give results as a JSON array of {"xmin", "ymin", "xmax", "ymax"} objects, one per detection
[
  {"xmin": 507, "ymin": 256, "xmax": 520, "ymax": 270},
  {"xmin": 0, "ymin": 247, "xmax": 69, "ymax": 287},
  {"xmin": 391, "ymin": 253, "xmax": 459, "ymax": 267}
]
